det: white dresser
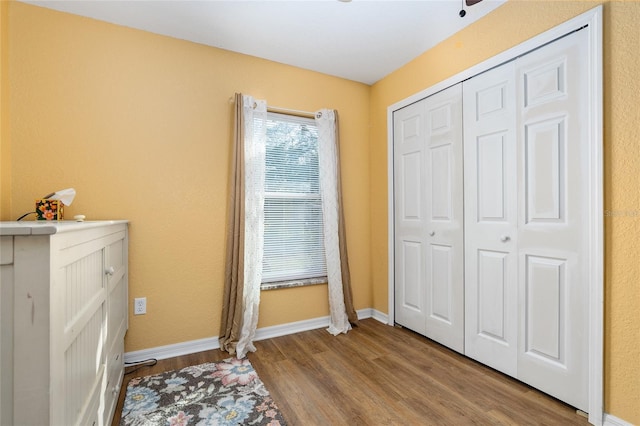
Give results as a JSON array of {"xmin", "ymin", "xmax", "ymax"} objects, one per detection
[{"xmin": 0, "ymin": 221, "xmax": 128, "ymax": 426}]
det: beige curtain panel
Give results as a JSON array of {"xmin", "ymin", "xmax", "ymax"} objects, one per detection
[
  {"xmin": 219, "ymin": 93, "xmax": 246, "ymax": 355},
  {"xmin": 333, "ymin": 111, "xmax": 358, "ymax": 326}
]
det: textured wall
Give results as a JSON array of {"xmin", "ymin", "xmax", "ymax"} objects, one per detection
[
  {"xmin": 7, "ymin": 2, "xmax": 372, "ymax": 352},
  {"xmin": 602, "ymin": 2, "xmax": 640, "ymax": 422},
  {"xmin": 0, "ymin": 1, "xmax": 10, "ymax": 221},
  {"xmin": 369, "ymin": 1, "xmax": 640, "ymax": 423}
]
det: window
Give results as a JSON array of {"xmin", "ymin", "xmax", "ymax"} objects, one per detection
[{"xmin": 261, "ymin": 112, "xmax": 327, "ymax": 288}]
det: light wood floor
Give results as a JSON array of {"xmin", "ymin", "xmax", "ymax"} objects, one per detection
[{"xmin": 112, "ymin": 318, "xmax": 588, "ymax": 425}]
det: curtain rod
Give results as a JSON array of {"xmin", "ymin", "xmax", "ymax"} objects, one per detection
[
  {"xmin": 267, "ymin": 105, "xmax": 315, "ymax": 119},
  {"xmin": 228, "ymin": 96, "xmax": 317, "ymax": 118}
]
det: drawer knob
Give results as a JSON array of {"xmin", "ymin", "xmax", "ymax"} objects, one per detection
[{"xmin": 105, "ymin": 266, "xmax": 115, "ymax": 275}]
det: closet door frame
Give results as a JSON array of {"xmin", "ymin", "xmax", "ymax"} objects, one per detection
[{"xmin": 386, "ymin": 6, "xmax": 603, "ymax": 424}]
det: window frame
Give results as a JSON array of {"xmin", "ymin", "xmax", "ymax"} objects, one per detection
[{"xmin": 260, "ymin": 111, "xmax": 328, "ymax": 290}]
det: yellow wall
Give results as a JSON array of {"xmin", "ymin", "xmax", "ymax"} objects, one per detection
[
  {"xmin": 6, "ymin": 2, "xmax": 371, "ymax": 352},
  {"xmin": 0, "ymin": 1, "xmax": 10, "ymax": 221},
  {"xmin": 370, "ymin": 0, "xmax": 640, "ymax": 422}
]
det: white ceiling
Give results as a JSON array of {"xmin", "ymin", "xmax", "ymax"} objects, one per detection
[{"xmin": 21, "ymin": 0, "xmax": 507, "ymax": 85}]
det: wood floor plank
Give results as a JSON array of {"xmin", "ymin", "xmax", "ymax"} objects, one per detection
[{"xmin": 112, "ymin": 319, "xmax": 588, "ymax": 425}]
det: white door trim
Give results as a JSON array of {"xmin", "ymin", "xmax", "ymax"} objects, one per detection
[{"xmin": 386, "ymin": 6, "xmax": 603, "ymax": 424}]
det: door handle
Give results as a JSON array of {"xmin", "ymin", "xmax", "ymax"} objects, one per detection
[
  {"xmin": 500, "ymin": 235, "xmax": 510, "ymax": 242},
  {"xmin": 429, "ymin": 231, "xmax": 435, "ymax": 237}
]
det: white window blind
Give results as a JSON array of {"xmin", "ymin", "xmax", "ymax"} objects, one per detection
[{"xmin": 262, "ymin": 112, "xmax": 327, "ymax": 284}]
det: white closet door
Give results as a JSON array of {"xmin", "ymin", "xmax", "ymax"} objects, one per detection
[
  {"xmin": 394, "ymin": 84, "xmax": 464, "ymax": 352},
  {"xmin": 464, "ymin": 29, "xmax": 590, "ymax": 410},
  {"xmin": 515, "ymin": 28, "xmax": 589, "ymax": 412},
  {"xmin": 424, "ymin": 85, "xmax": 464, "ymax": 352},
  {"xmin": 394, "ymin": 100, "xmax": 428, "ymax": 333},
  {"xmin": 463, "ymin": 61, "xmax": 519, "ymax": 376}
]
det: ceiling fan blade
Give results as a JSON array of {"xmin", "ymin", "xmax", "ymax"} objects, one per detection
[{"xmin": 466, "ymin": 0, "xmax": 483, "ymax": 6}]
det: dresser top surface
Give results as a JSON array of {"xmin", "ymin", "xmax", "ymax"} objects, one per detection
[{"xmin": 0, "ymin": 220, "xmax": 129, "ymax": 236}]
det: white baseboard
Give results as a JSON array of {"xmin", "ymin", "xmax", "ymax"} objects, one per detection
[
  {"xmin": 357, "ymin": 307, "xmax": 389, "ymax": 324},
  {"xmin": 124, "ymin": 308, "xmax": 390, "ymax": 364},
  {"xmin": 124, "ymin": 336, "xmax": 220, "ymax": 364},
  {"xmin": 603, "ymin": 413, "xmax": 633, "ymax": 426}
]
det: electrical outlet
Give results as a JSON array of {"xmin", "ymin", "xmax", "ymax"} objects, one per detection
[{"xmin": 134, "ymin": 297, "xmax": 147, "ymax": 315}]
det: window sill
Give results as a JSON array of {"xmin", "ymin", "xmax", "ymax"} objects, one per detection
[{"xmin": 261, "ymin": 277, "xmax": 327, "ymax": 291}]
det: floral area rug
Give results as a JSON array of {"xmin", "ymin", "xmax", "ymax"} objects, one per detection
[{"xmin": 120, "ymin": 358, "xmax": 287, "ymax": 426}]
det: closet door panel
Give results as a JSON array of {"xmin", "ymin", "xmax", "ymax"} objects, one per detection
[
  {"xmin": 524, "ymin": 118, "xmax": 565, "ymax": 222},
  {"xmin": 394, "ymin": 84, "xmax": 464, "ymax": 353},
  {"xmin": 516, "ymin": 28, "xmax": 589, "ymax": 412},
  {"xmin": 424, "ymin": 84, "xmax": 464, "ymax": 353},
  {"xmin": 477, "ymin": 132, "xmax": 508, "ymax": 220},
  {"xmin": 394, "ymin": 101, "xmax": 428, "ymax": 333},
  {"xmin": 477, "ymin": 249, "xmax": 509, "ymax": 342},
  {"xmin": 430, "ymin": 145, "xmax": 452, "ymax": 220},
  {"xmin": 464, "ymin": 61, "xmax": 518, "ymax": 376},
  {"xmin": 523, "ymin": 254, "xmax": 566, "ymax": 361},
  {"xmin": 429, "ymin": 244, "xmax": 453, "ymax": 321},
  {"xmin": 400, "ymin": 151, "xmax": 422, "ymax": 220}
]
